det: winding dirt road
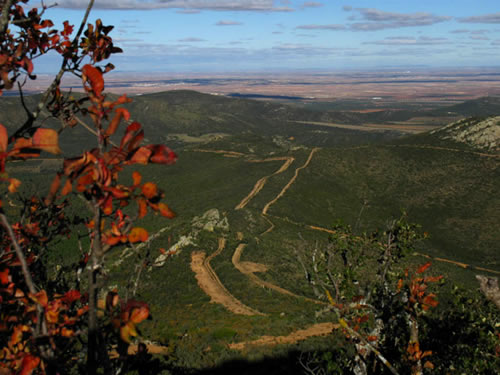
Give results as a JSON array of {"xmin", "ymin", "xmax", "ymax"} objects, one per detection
[
  {"xmin": 232, "ymin": 243, "xmax": 324, "ymax": 304},
  {"xmin": 235, "ymin": 157, "xmax": 295, "ymax": 210},
  {"xmin": 191, "ymin": 238, "xmax": 264, "ymax": 316},
  {"xmin": 229, "ymin": 322, "xmax": 339, "ymax": 351},
  {"xmin": 262, "ymin": 148, "xmax": 319, "ymax": 216}
]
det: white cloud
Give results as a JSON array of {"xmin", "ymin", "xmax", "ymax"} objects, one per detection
[
  {"xmin": 296, "ymin": 24, "xmax": 345, "ymax": 30},
  {"xmin": 458, "ymin": 13, "xmax": 500, "ymax": 24},
  {"xmin": 178, "ymin": 37, "xmax": 206, "ymax": 42},
  {"xmin": 53, "ymin": 0, "xmax": 293, "ymax": 11},
  {"xmin": 216, "ymin": 20, "xmax": 243, "ymax": 26},
  {"xmin": 350, "ymin": 8, "xmax": 451, "ymax": 31},
  {"xmin": 301, "ymin": 1, "xmax": 323, "ymax": 8},
  {"xmin": 364, "ymin": 36, "xmax": 449, "ymax": 45}
]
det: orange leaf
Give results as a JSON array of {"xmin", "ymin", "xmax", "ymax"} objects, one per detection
[
  {"xmin": 104, "ymin": 235, "xmax": 121, "ymax": 246},
  {"xmin": 128, "ymin": 227, "xmax": 148, "ymax": 243},
  {"xmin": 366, "ymin": 335, "xmax": 378, "ymax": 342},
  {"xmin": 120, "ymin": 321, "xmax": 137, "ymax": 343},
  {"xmin": 130, "ymin": 305, "xmax": 149, "ymax": 324},
  {"xmin": 158, "ymin": 202, "xmax": 176, "ymax": 219},
  {"xmin": 141, "ymin": 182, "xmax": 158, "ymax": 199},
  {"xmin": 102, "ymin": 195, "xmax": 113, "ymax": 215},
  {"xmin": 32, "ymin": 128, "xmax": 61, "ymax": 154},
  {"xmin": 8, "ymin": 178, "xmax": 21, "ymax": 193},
  {"xmin": 129, "ymin": 146, "xmax": 151, "ymax": 164},
  {"xmin": 106, "ymin": 290, "xmax": 120, "ymax": 311},
  {"xmin": 137, "ymin": 198, "xmax": 148, "ymax": 219},
  {"xmin": 416, "ymin": 262, "xmax": 432, "ymax": 274},
  {"xmin": 82, "ymin": 64, "xmax": 104, "ymax": 97},
  {"xmin": 61, "ymin": 179, "xmax": 73, "ymax": 196},
  {"xmin": 10, "ymin": 137, "xmax": 40, "ymax": 158},
  {"xmin": 423, "ymin": 361, "xmax": 435, "ymax": 369},
  {"xmin": 132, "ymin": 171, "xmax": 142, "ymax": 186},
  {"xmin": 46, "ymin": 309, "xmax": 59, "ymax": 324},
  {"xmin": 30, "ymin": 290, "xmax": 48, "ymax": 307},
  {"xmin": 60, "ymin": 327, "xmax": 74, "ymax": 337},
  {"xmin": 397, "ymin": 278, "xmax": 404, "ymax": 291},
  {"xmin": 0, "ymin": 124, "xmax": 7, "ymax": 152}
]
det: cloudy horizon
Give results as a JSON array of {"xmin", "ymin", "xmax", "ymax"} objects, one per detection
[{"xmin": 31, "ymin": 0, "xmax": 500, "ymax": 73}]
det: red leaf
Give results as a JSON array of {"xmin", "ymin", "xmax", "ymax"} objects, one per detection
[
  {"xmin": 62, "ymin": 290, "xmax": 81, "ymax": 304},
  {"xmin": 19, "ymin": 354, "xmax": 40, "ymax": 375},
  {"xmin": 158, "ymin": 203, "xmax": 176, "ymax": 219},
  {"xmin": 423, "ymin": 294, "xmax": 439, "ymax": 308},
  {"xmin": 0, "ymin": 124, "xmax": 7, "ymax": 152},
  {"xmin": 0, "ymin": 268, "xmax": 9, "ymax": 285},
  {"xmin": 82, "ymin": 64, "xmax": 104, "ymax": 97},
  {"xmin": 32, "ymin": 128, "xmax": 61, "ymax": 154},
  {"xmin": 416, "ymin": 262, "xmax": 432, "ymax": 274},
  {"xmin": 146, "ymin": 145, "xmax": 177, "ymax": 165},
  {"xmin": 105, "ymin": 108, "xmax": 130, "ymax": 137},
  {"xmin": 130, "ymin": 305, "xmax": 149, "ymax": 324}
]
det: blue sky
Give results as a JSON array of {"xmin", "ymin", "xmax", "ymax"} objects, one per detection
[{"xmin": 33, "ymin": 0, "xmax": 500, "ymax": 72}]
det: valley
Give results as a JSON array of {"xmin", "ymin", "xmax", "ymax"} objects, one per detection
[{"xmin": 2, "ymin": 89, "xmax": 499, "ymax": 374}]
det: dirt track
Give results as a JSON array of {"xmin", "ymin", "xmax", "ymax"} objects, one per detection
[
  {"xmin": 187, "ymin": 145, "xmax": 499, "ymax": 352},
  {"xmin": 262, "ymin": 148, "xmax": 319, "ymax": 215},
  {"xmin": 191, "ymin": 238, "xmax": 264, "ymax": 316},
  {"xmin": 232, "ymin": 243, "xmax": 324, "ymax": 304},
  {"xmin": 235, "ymin": 157, "xmax": 294, "ymax": 210},
  {"xmin": 229, "ymin": 322, "xmax": 338, "ymax": 350},
  {"xmin": 193, "ymin": 149, "xmax": 245, "ymax": 157},
  {"xmin": 414, "ymin": 252, "xmax": 500, "ymax": 275}
]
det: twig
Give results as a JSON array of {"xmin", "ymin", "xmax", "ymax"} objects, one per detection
[
  {"xmin": 326, "ymin": 291, "xmax": 400, "ymax": 375},
  {"xmin": 0, "ymin": 213, "xmax": 37, "ymax": 294},
  {"xmin": 10, "ymin": 0, "xmax": 96, "ymax": 141},
  {"xmin": 73, "ymin": 115, "xmax": 118, "ymax": 147}
]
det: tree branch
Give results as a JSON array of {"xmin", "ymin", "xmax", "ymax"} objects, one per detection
[{"xmin": 0, "ymin": 212, "xmax": 37, "ymax": 294}]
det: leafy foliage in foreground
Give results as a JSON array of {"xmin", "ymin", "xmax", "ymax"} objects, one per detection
[
  {"xmin": 297, "ymin": 218, "xmax": 499, "ymax": 375},
  {"xmin": 0, "ymin": 1, "xmax": 176, "ymax": 374}
]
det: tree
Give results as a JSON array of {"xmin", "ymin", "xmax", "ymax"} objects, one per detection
[
  {"xmin": 0, "ymin": 1, "xmax": 176, "ymax": 374},
  {"xmin": 297, "ymin": 217, "xmax": 499, "ymax": 374},
  {"xmin": 297, "ymin": 218, "xmax": 445, "ymax": 375}
]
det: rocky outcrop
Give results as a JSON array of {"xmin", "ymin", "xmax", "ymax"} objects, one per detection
[{"xmin": 430, "ymin": 116, "xmax": 500, "ymax": 151}]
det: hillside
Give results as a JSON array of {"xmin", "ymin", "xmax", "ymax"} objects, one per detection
[
  {"xmin": 430, "ymin": 116, "xmax": 500, "ymax": 151},
  {"xmin": 3, "ymin": 90, "xmax": 499, "ymax": 373}
]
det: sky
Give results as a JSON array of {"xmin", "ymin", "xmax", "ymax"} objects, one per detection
[{"xmin": 31, "ymin": 0, "xmax": 500, "ymax": 72}]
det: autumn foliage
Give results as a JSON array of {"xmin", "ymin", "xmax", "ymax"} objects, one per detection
[{"xmin": 0, "ymin": 1, "xmax": 176, "ymax": 374}]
